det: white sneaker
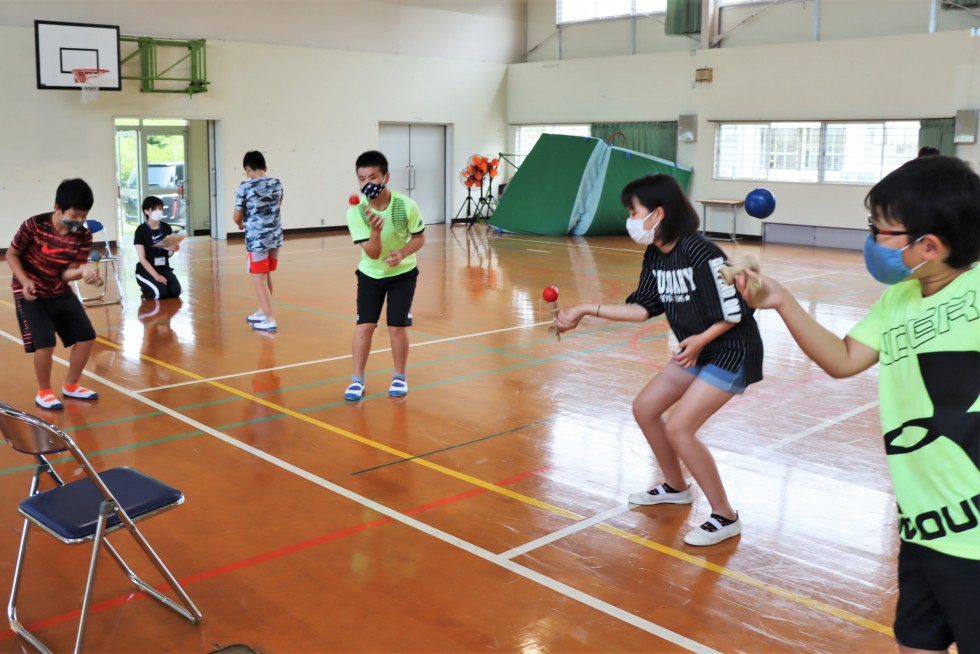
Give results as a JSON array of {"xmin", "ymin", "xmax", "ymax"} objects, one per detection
[
  {"xmin": 344, "ymin": 381, "xmax": 365, "ymax": 401},
  {"xmin": 246, "ymin": 311, "xmax": 265, "ymax": 323},
  {"xmin": 35, "ymin": 392, "xmax": 64, "ymax": 410},
  {"xmin": 252, "ymin": 319, "xmax": 277, "ymax": 332},
  {"xmin": 388, "ymin": 378, "xmax": 408, "ymax": 397},
  {"xmin": 62, "ymin": 385, "xmax": 99, "ymax": 400},
  {"xmin": 684, "ymin": 513, "xmax": 742, "ymax": 546},
  {"xmin": 628, "ymin": 483, "xmax": 693, "ymax": 506}
]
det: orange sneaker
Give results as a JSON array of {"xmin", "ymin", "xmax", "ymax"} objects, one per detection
[{"xmin": 35, "ymin": 392, "xmax": 64, "ymax": 410}]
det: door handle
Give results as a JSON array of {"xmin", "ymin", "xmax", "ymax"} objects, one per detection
[{"xmin": 408, "ymin": 166, "xmax": 416, "ymax": 191}]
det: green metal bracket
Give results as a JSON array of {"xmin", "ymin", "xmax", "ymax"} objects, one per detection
[{"xmin": 120, "ymin": 36, "xmax": 209, "ymax": 95}]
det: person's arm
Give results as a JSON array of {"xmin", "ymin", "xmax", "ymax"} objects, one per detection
[
  {"xmin": 359, "ymin": 210, "xmax": 385, "ymax": 260},
  {"xmin": 384, "ymin": 231, "xmax": 425, "ymax": 267},
  {"xmin": 233, "ymin": 209, "xmax": 245, "ymax": 231},
  {"xmin": 555, "ymin": 302, "xmax": 651, "ymax": 333},
  {"xmin": 4, "ymin": 246, "xmax": 37, "ymax": 300},
  {"xmin": 738, "ymin": 270, "xmax": 879, "ymax": 378}
]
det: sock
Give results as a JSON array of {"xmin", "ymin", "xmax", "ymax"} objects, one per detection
[
  {"xmin": 662, "ymin": 483, "xmax": 685, "ymax": 493},
  {"xmin": 393, "ymin": 373, "xmax": 406, "ymax": 381},
  {"xmin": 39, "ymin": 388, "xmax": 55, "ymax": 397},
  {"xmin": 63, "ymin": 383, "xmax": 79, "ymax": 392},
  {"xmin": 352, "ymin": 375, "xmax": 365, "ymax": 385}
]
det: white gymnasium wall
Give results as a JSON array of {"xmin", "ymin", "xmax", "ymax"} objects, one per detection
[
  {"xmin": 508, "ymin": 30, "xmax": 980, "ymax": 236},
  {"xmin": 0, "ymin": 25, "xmax": 508, "ymax": 246}
]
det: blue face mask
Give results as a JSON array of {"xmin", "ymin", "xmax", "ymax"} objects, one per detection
[{"xmin": 863, "ymin": 234, "xmax": 925, "ymax": 285}]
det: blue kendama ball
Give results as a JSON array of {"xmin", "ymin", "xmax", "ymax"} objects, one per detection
[{"xmin": 744, "ymin": 188, "xmax": 776, "ymax": 219}]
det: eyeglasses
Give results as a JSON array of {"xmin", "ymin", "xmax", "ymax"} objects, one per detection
[{"xmin": 867, "ymin": 215, "xmax": 911, "ymax": 240}]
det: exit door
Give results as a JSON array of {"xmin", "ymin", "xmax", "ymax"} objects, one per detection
[{"xmin": 379, "ymin": 124, "xmax": 447, "ymax": 225}]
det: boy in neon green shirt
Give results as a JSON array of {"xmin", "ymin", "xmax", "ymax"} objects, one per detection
[
  {"xmin": 344, "ymin": 150, "xmax": 426, "ymax": 401},
  {"xmin": 740, "ymin": 155, "xmax": 979, "ymax": 654}
]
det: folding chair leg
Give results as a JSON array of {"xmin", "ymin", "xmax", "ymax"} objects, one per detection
[
  {"xmin": 74, "ymin": 503, "xmax": 113, "ymax": 653},
  {"xmin": 7, "ymin": 519, "xmax": 52, "ymax": 654}
]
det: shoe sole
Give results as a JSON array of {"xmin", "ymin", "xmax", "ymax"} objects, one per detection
[
  {"xmin": 345, "ymin": 395, "xmax": 363, "ymax": 401},
  {"xmin": 628, "ymin": 495, "xmax": 692, "ymax": 506},
  {"xmin": 683, "ymin": 525, "xmax": 742, "ymax": 546},
  {"xmin": 36, "ymin": 402, "xmax": 64, "ymax": 410}
]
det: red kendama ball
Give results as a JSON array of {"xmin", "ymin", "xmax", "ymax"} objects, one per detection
[
  {"xmin": 348, "ymin": 194, "xmax": 360, "ymax": 205},
  {"xmin": 542, "ymin": 286, "xmax": 559, "ymax": 302}
]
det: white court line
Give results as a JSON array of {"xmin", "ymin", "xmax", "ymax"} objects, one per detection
[
  {"xmin": 0, "ymin": 327, "xmax": 718, "ymax": 654},
  {"xmin": 500, "ymin": 505, "xmax": 632, "ymax": 560},
  {"xmin": 134, "ymin": 320, "xmax": 555, "ymax": 393},
  {"xmin": 526, "ymin": 249, "xmax": 551, "ymax": 253},
  {"xmin": 745, "ymin": 400, "xmax": 879, "ymax": 458}
]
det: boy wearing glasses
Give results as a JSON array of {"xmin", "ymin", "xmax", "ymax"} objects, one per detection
[{"xmin": 738, "ymin": 155, "xmax": 979, "ymax": 654}]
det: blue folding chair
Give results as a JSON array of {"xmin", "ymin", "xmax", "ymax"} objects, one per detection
[
  {"xmin": 0, "ymin": 402, "xmax": 202, "ymax": 653},
  {"xmin": 74, "ymin": 219, "xmax": 122, "ymax": 306}
]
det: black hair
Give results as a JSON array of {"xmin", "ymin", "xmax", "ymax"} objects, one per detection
[
  {"xmin": 917, "ymin": 146, "xmax": 941, "ymax": 158},
  {"xmin": 866, "ymin": 155, "xmax": 980, "ymax": 268},
  {"xmin": 355, "ymin": 150, "xmax": 389, "ymax": 175},
  {"xmin": 54, "ymin": 178, "xmax": 94, "ymax": 212},
  {"xmin": 620, "ymin": 174, "xmax": 699, "ymax": 246},
  {"xmin": 142, "ymin": 195, "xmax": 164, "ymax": 215},
  {"xmin": 243, "ymin": 150, "xmax": 267, "ymax": 171}
]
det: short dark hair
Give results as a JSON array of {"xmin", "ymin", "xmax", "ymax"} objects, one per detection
[
  {"xmin": 54, "ymin": 178, "xmax": 94, "ymax": 212},
  {"xmin": 918, "ymin": 146, "xmax": 941, "ymax": 158},
  {"xmin": 142, "ymin": 195, "xmax": 164, "ymax": 214},
  {"xmin": 243, "ymin": 150, "xmax": 267, "ymax": 171},
  {"xmin": 355, "ymin": 150, "xmax": 389, "ymax": 175},
  {"xmin": 866, "ymin": 155, "xmax": 980, "ymax": 268},
  {"xmin": 620, "ymin": 174, "xmax": 699, "ymax": 246}
]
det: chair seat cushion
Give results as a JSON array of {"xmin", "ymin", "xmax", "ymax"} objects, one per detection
[{"xmin": 19, "ymin": 467, "xmax": 183, "ymax": 541}]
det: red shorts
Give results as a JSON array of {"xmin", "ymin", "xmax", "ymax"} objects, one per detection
[{"xmin": 248, "ymin": 249, "xmax": 279, "ymax": 274}]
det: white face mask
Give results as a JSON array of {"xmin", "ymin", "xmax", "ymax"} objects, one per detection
[
  {"xmin": 626, "ymin": 211, "xmax": 659, "ymax": 245},
  {"xmin": 149, "ymin": 210, "xmax": 163, "ymax": 222}
]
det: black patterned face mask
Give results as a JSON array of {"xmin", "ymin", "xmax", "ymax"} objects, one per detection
[{"xmin": 360, "ymin": 182, "xmax": 386, "ymax": 199}]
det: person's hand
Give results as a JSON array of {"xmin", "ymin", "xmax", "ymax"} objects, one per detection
[
  {"xmin": 234, "ymin": 219, "xmax": 244, "ymax": 231},
  {"xmin": 384, "ymin": 250, "xmax": 404, "ymax": 267},
  {"xmin": 20, "ymin": 279, "xmax": 37, "ymax": 301},
  {"xmin": 81, "ymin": 265, "xmax": 101, "ymax": 285},
  {"xmin": 366, "ymin": 209, "xmax": 385, "ymax": 232},
  {"xmin": 672, "ymin": 335, "xmax": 705, "ymax": 368},
  {"xmin": 554, "ymin": 305, "xmax": 586, "ymax": 335},
  {"xmin": 153, "ymin": 273, "xmax": 167, "ymax": 284},
  {"xmin": 736, "ymin": 269, "xmax": 784, "ymax": 310},
  {"xmin": 171, "ymin": 244, "xmax": 180, "ymax": 254}
]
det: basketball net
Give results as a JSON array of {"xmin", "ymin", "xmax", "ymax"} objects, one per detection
[{"xmin": 73, "ymin": 68, "xmax": 108, "ymax": 104}]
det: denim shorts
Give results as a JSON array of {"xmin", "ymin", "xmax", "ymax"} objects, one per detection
[{"xmin": 679, "ymin": 363, "xmax": 747, "ymax": 394}]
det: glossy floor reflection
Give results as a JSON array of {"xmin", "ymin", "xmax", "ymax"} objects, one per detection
[{"xmin": 0, "ymin": 226, "xmax": 900, "ymax": 653}]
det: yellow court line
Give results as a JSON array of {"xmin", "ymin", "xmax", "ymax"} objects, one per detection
[{"xmin": 1, "ymin": 301, "xmax": 894, "ymax": 638}]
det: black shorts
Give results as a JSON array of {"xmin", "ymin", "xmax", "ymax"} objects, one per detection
[
  {"xmin": 894, "ymin": 540, "xmax": 980, "ymax": 653},
  {"xmin": 14, "ymin": 291, "xmax": 97, "ymax": 353},
  {"xmin": 355, "ymin": 267, "xmax": 419, "ymax": 327}
]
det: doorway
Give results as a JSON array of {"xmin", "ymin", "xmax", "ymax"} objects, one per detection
[
  {"xmin": 379, "ymin": 123, "xmax": 448, "ymax": 224},
  {"xmin": 114, "ymin": 118, "xmax": 214, "ymax": 238}
]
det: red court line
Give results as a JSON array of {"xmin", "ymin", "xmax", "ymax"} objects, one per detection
[{"xmin": 0, "ymin": 466, "xmax": 551, "ymax": 642}]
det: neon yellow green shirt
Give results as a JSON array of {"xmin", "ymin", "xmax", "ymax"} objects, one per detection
[
  {"xmin": 346, "ymin": 191, "xmax": 425, "ymax": 279},
  {"xmin": 848, "ymin": 265, "xmax": 980, "ymax": 560}
]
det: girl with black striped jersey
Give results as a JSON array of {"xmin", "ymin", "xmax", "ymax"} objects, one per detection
[{"xmin": 554, "ymin": 174, "xmax": 763, "ymax": 546}]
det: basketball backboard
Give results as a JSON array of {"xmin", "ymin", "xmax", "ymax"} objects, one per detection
[{"xmin": 35, "ymin": 20, "xmax": 121, "ymax": 91}]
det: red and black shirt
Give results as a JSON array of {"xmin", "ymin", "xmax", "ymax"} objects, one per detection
[{"xmin": 9, "ymin": 213, "xmax": 92, "ymax": 298}]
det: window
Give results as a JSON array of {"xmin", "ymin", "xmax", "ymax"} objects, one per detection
[
  {"xmin": 558, "ymin": 0, "xmax": 666, "ymax": 24},
  {"xmin": 514, "ymin": 125, "xmax": 592, "ymax": 163},
  {"xmin": 714, "ymin": 120, "xmax": 920, "ymax": 185}
]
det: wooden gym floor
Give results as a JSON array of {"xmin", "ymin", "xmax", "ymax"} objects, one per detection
[{"xmin": 0, "ymin": 225, "xmax": 899, "ymax": 653}]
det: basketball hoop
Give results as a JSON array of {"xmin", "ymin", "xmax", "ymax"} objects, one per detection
[{"xmin": 72, "ymin": 68, "xmax": 109, "ymax": 104}]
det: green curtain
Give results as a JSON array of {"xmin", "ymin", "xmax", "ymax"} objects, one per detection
[
  {"xmin": 665, "ymin": 0, "xmax": 701, "ymax": 35},
  {"xmin": 591, "ymin": 122, "xmax": 678, "ymax": 162},
  {"xmin": 919, "ymin": 118, "xmax": 955, "ymax": 156}
]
